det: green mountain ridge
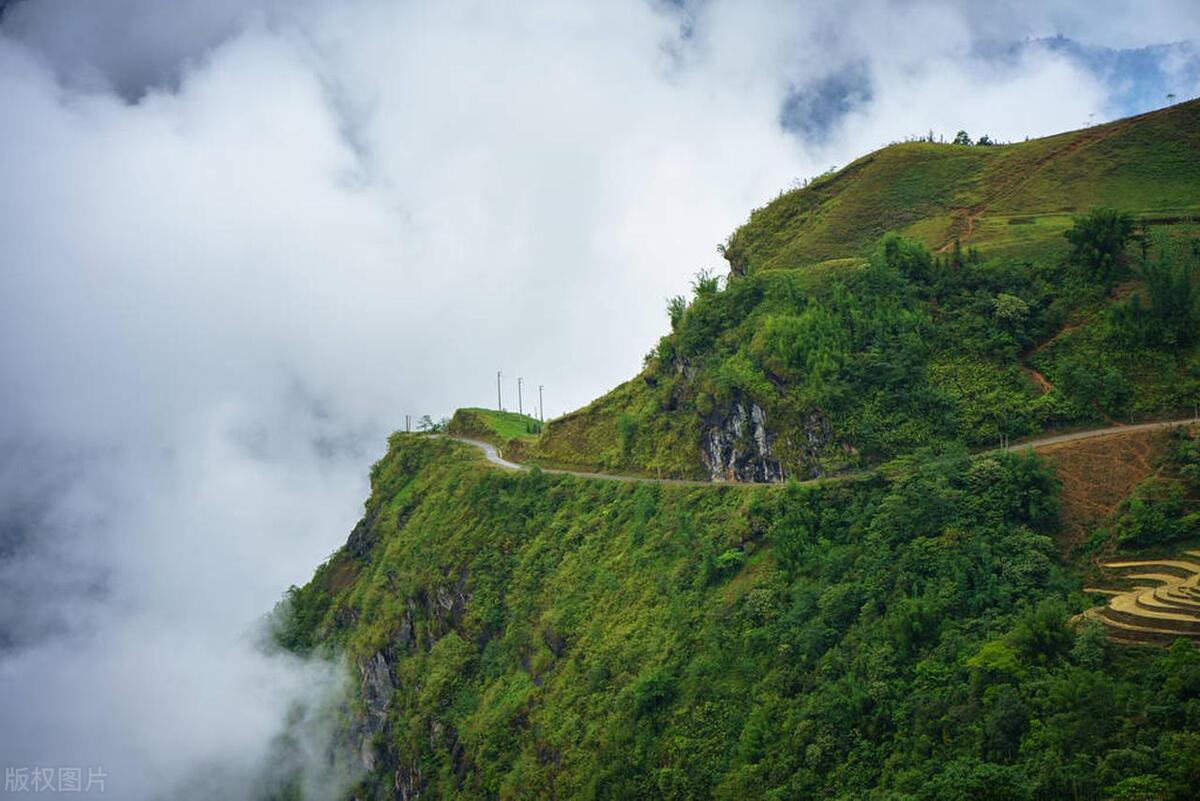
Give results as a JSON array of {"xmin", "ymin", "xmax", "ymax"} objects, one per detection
[
  {"xmin": 272, "ymin": 102, "xmax": 1200, "ymax": 801},
  {"xmin": 522, "ymin": 100, "xmax": 1200, "ymax": 482}
]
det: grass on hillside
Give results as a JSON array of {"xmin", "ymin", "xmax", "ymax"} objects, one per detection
[
  {"xmin": 447, "ymin": 407, "xmax": 542, "ymax": 448},
  {"xmin": 723, "ymin": 99, "xmax": 1200, "ymax": 272},
  {"xmin": 521, "ymin": 379, "xmax": 707, "ymax": 479}
]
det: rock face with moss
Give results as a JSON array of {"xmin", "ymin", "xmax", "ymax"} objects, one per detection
[{"xmin": 700, "ymin": 400, "xmax": 782, "ymax": 482}]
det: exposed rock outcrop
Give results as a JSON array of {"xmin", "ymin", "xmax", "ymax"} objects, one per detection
[
  {"xmin": 701, "ymin": 401, "xmax": 783, "ymax": 482},
  {"xmin": 394, "ymin": 762, "xmax": 423, "ymax": 801},
  {"xmin": 347, "ymin": 572, "xmax": 474, "ymax": 798},
  {"xmin": 345, "ymin": 507, "xmax": 381, "ymax": 560},
  {"xmin": 795, "ymin": 411, "xmax": 838, "ymax": 479},
  {"xmin": 356, "ymin": 652, "xmax": 394, "ymax": 772}
]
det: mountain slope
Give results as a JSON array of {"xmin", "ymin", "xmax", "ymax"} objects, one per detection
[
  {"xmin": 724, "ymin": 99, "xmax": 1200, "ymax": 272},
  {"xmin": 276, "ymin": 431, "xmax": 1200, "ymax": 800},
  {"xmin": 522, "ymin": 100, "xmax": 1200, "ymax": 482},
  {"xmin": 272, "ymin": 102, "xmax": 1200, "ymax": 801}
]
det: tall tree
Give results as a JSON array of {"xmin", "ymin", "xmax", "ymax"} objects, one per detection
[{"xmin": 1064, "ymin": 207, "xmax": 1135, "ymax": 285}]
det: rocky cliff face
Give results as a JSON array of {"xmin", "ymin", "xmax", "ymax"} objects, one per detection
[
  {"xmin": 700, "ymin": 403, "xmax": 848, "ymax": 482},
  {"xmin": 343, "ymin": 571, "xmax": 473, "ymax": 800},
  {"xmin": 355, "ymin": 653, "xmax": 394, "ymax": 773},
  {"xmin": 791, "ymin": 411, "xmax": 843, "ymax": 479},
  {"xmin": 700, "ymin": 401, "xmax": 783, "ymax": 482}
]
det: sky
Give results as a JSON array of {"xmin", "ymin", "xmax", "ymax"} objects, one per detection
[{"xmin": 0, "ymin": 1, "xmax": 1197, "ymax": 798}]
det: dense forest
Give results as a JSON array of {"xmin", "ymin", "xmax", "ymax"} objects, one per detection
[{"xmin": 274, "ymin": 431, "xmax": 1200, "ymax": 800}]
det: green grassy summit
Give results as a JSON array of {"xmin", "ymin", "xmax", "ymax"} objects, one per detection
[
  {"xmin": 724, "ymin": 99, "xmax": 1200, "ymax": 272},
  {"xmin": 447, "ymin": 407, "xmax": 542, "ymax": 449}
]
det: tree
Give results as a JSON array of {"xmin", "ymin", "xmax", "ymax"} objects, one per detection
[
  {"xmin": 993, "ymin": 294, "xmax": 1029, "ymax": 331},
  {"xmin": 983, "ymin": 685, "xmax": 1028, "ymax": 762},
  {"xmin": 1110, "ymin": 234, "xmax": 1200, "ymax": 347},
  {"xmin": 417, "ymin": 414, "xmax": 438, "ymax": 432},
  {"xmin": 1106, "ymin": 775, "xmax": 1172, "ymax": 801},
  {"xmin": 1010, "ymin": 599, "xmax": 1071, "ymax": 664},
  {"xmin": 691, "ymin": 268, "xmax": 721, "ymax": 298},
  {"xmin": 880, "ymin": 234, "xmax": 933, "ymax": 282},
  {"xmin": 953, "ymin": 130, "xmax": 973, "ymax": 146},
  {"xmin": 1137, "ymin": 235, "xmax": 1199, "ymax": 345},
  {"xmin": 666, "ymin": 295, "xmax": 688, "ymax": 329},
  {"xmin": 1064, "ymin": 207, "xmax": 1136, "ymax": 285},
  {"xmin": 977, "ymin": 134, "xmax": 994, "ymax": 146},
  {"xmin": 1071, "ymin": 621, "xmax": 1109, "ymax": 669}
]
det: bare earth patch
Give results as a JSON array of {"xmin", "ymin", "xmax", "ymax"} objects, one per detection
[{"xmin": 1035, "ymin": 427, "xmax": 1170, "ymax": 553}]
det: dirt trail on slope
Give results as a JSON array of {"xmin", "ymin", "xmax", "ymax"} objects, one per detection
[
  {"xmin": 1019, "ymin": 321, "xmax": 1128, "ymax": 426},
  {"xmin": 1019, "ymin": 325, "xmax": 1074, "ymax": 396},
  {"xmin": 936, "ymin": 207, "xmax": 981, "ymax": 253},
  {"xmin": 1022, "ymin": 365, "xmax": 1055, "ymax": 394},
  {"xmin": 445, "ymin": 418, "xmax": 1198, "ymax": 488},
  {"xmin": 936, "ymin": 118, "xmax": 1135, "ymax": 252}
]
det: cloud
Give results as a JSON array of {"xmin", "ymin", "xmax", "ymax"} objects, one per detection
[{"xmin": 0, "ymin": 1, "xmax": 1194, "ymax": 798}]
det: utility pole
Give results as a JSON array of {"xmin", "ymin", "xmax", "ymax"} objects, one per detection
[
  {"xmin": 405, "ymin": 414, "xmax": 410, "ymax": 433},
  {"xmin": 538, "ymin": 385, "xmax": 544, "ymax": 423},
  {"xmin": 518, "ymin": 377, "xmax": 523, "ymax": 416},
  {"xmin": 497, "ymin": 370, "xmax": 502, "ymax": 411}
]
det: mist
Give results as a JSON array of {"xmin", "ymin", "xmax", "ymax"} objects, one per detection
[{"xmin": 0, "ymin": 1, "xmax": 1195, "ymax": 798}]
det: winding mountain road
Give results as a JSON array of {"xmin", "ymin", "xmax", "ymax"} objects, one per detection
[
  {"xmin": 445, "ymin": 417, "xmax": 1198, "ymax": 488},
  {"xmin": 444, "ymin": 437, "xmax": 721, "ymax": 486}
]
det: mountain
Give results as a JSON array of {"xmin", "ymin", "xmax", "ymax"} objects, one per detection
[
  {"xmin": 522, "ymin": 100, "xmax": 1200, "ymax": 482},
  {"xmin": 272, "ymin": 101, "xmax": 1200, "ymax": 800}
]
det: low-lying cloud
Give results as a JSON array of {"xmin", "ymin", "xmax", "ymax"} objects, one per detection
[{"xmin": 0, "ymin": 1, "xmax": 1195, "ymax": 798}]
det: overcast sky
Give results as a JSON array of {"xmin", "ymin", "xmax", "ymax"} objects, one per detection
[{"xmin": 0, "ymin": 1, "xmax": 1197, "ymax": 798}]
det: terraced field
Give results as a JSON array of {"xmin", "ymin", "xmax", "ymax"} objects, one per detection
[{"xmin": 1084, "ymin": 553, "xmax": 1200, "ymax": 645}]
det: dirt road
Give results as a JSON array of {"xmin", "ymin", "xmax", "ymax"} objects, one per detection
[{"xmin": 446, "ymin": 417, "xmax": 1198, "ymax": 487}]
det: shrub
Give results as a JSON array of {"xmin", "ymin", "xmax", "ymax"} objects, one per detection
[
  {"xmin": 633, "ymin": 666, "xmax": 677, "ymax": 718},
  {"xmin": 1064, "ymin": 207, "xmax": 1135, "ymax": 285}
]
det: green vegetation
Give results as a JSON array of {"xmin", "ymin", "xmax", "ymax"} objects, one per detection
[
  {"xmin": 1064, "ymin": 207, "xmax": 1136, "ymax": 286},
  {"xmin": 271, "ymin": 102, "xmax": 1200, "ymax": 800},
  {"xmin": 1093, "ymin": 428, "xmax": 1200, "ymax": 551},
  {"xmin": 448, "ymin": 407, "xmax": 543, "ymax": 448},
  {"xmin": 276, "ymin": 436, "xmax": 1200, "ymax": 800},
  {"xmin": 534, "ymin": 220, "xmax": 1200, "ymax": 478},
  {"xmin": 522, "ymin": 379, "xmax": 706, "ymax": 479},
  {"xmin": 528, "ymin": 102, "xmax": 1200, "ymax": 479},
  {"xmin": 722, "ymin": 100, "xmax": 1200, "ymax": 272},
  {"xmin": 1112, "ymin": 234, "xmax": 1200, "ymax": 348}
]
